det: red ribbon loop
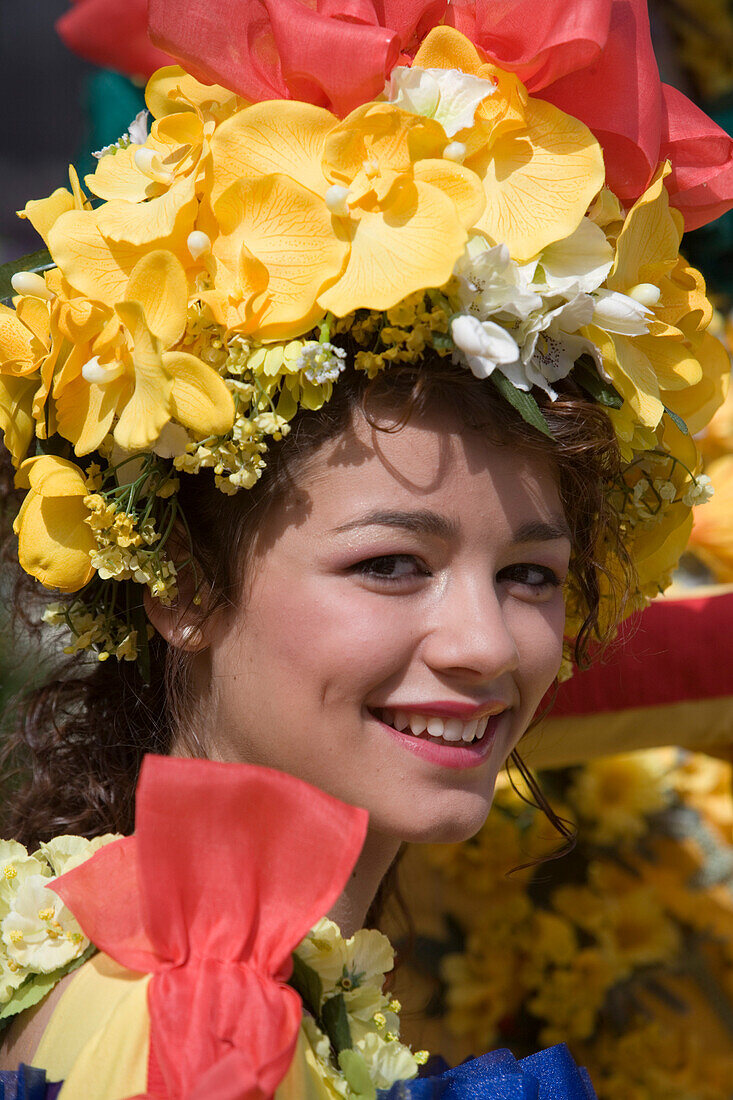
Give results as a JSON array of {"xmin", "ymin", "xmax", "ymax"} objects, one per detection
[{"xmin": 53, "ymin": 755, "xmax": 369, "ymax": 1100}]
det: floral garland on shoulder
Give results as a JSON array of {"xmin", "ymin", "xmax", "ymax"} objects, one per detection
[{"xmin": 0, "ymin": 835, "xmax": 423, "ymax": 1098}]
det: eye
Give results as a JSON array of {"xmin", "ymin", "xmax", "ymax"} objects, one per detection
[
  {"xmin": 352, "ymin": 554, "xmax": 429, "ymax": 583},
  {"xmin": 498, "ymin": 563, "xmax": 563, "ymax": 597}
]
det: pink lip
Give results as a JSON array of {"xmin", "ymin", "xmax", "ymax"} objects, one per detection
[{"xmin": 372, "ymin": 712, "xmax": 504, "ymax": 770}]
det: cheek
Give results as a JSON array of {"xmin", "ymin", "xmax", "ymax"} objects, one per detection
[
  {"xmin": 248, "ymin": 574, "xmax": 417, "ymax": 700},
  {"xmin": 511, "ymin": 595, "xmax": 566, "ymax": 702}
]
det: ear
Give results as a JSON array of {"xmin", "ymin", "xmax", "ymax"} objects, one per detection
[{"xmin": 142, "ymin": 524, "xmax": 215, "ymax": 652}]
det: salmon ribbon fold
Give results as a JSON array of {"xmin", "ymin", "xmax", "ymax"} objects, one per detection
[
  {"xmin": 52, "ymin": 755, "xmax": 369, "ymax": 1100},
  {"xmin": 58, "ymin": 0, "xmax": 733, "ymax": 230}
]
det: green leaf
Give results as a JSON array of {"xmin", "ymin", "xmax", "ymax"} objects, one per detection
[
  {"xmin": 664, "ymin": 405, "xmax": 689, "ymax": 435},
  {"xmin": 321, "ymin": 992, "xmax": 352, "ymax": 1055},
  {"xmin": 289, "ymin": 952, "xmax": 323, "ymax": 1017},
  {"xmin": 490, "ymin": 371, "xmax": 554, "ymax": 438},
  {"xmin": 0, "ymin": 249, "xmax": 54, "ymax": 304},
  {"xmin": 0, "ymin": 944, "xmax": 96, "ymax": 1023},
  {"xmin": 573, "ymin": 357, "xmax": 624, "ymax": 409}
]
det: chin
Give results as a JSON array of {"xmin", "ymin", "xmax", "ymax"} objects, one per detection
[{"xmin": 374, "ymin": 791, "xmax": 495, "ymax": 845}]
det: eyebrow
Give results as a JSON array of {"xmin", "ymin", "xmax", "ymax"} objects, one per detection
[{"xmin": 332, "ymin": 510, "xmax": 571, "ymax": 543}]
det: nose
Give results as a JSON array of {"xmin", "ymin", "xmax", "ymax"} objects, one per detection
[{"xmin": 420, "ymin": 573, "xmax": 519, "ymax": 683}]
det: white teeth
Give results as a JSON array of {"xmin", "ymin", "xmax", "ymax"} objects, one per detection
[
  {"xmin": 462, "ymin": 719, "xmax": 479, "ymax": 742},
  {"xmin": 442, "ymin": 718, "xmax": 464, "ymax": 741},
  {"xmin": 393, "ymin": 710, "xmax": 410, "ymax": 732},
  {"xmin": 376, "ymin": 708, "xmax": 499, "ymax": 742},
  {"xmin": 427, "ymin": 717, "xmax": 445, "ymax": 738}
]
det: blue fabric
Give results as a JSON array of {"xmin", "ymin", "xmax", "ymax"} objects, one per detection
[
  {"xmin": 377, "ymin": 1044, "xmax": 597, "ymax": 1099},
  {"xmin": 0, "ymin": 1066, "xmax": 61, "ymax": 1100}
]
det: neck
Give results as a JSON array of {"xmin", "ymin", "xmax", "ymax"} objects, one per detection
[{"xmin": 326, "ymin": 828, "xmax": 402, "ymax": 938}]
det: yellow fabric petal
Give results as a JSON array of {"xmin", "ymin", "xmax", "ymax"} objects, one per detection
[
  {"xmin": 95, "ymin": 178, "xmax": 196, "ymax": 248},
  {"xmin": 0, "ymin": 375, "xmax": 35, "ymax": 465},
  {"xmin": 19, "ymin": 454, "xmax": 89, "ymax": 497},
  {"xmin": 609, "ymin": 166, "xmax": 680, "ymax": 291},
  {"xmin": 689, "ymin": 455, "xmax": 733, "ymax": 582},
  {"xmin": 86, "ymin": 145, "xmax": 159, "ymax": 203},
  {"xmin": 470, "ymin": 98, "xmax": 605, "ymax": 262},
  {"xmin": 126, "ymin": 250, "xmax": 188, "ymax": 347},
  {"xmin": 413, "ymin": 25, "xmax": 486, "ymax": 74},
  {"xmin": 146, "ymin": 65, "xmax": 241, "ymax": 120},
  {"xmin": 663, "ymin": 330, "xmax": 731, "ymax": 435},
  {"xmin": 113, "ymin": 302, "xmax": 173, "ymax": 451},
  {"xmin": 588, "ymin": 327, "xmax": 664, "ymax": 429},
  {"xmin": 15, "ymin": 492, "xmax": 95, "ymax": 592},
  {"xmin": 412, "ymin": 160, "xmax": 485, "ymax": 229},
  {"xmin": 210, "ymin": 101, "xmax": 336, "ymax": 204},
  {"xmin": 318, "ymin": 179, "xmax": 467, "ymax": 315},
  {"xmin": 15, "ymin": 297, "xmax": 51, "ymax": 347},
  {"xmin": 19, "ymin": 188, "xmax": 76, "ymax": 247},
  {"xmin": 635, "ymin": 335, "xmax": 702, "ymax": 392},
  {"xmin": 49, "ymin": 211, "xmax": 150, "ymax": 309},
  {"xmin": 656, "ymin": 260, "xmax": 712, "ymax": 337},
  {"xmin": 634, "ymin": 505, "xmax": 693, "ymax": 594},
  {"xmin": 12, "ymin": 457, "xmax": 94, "ymax": 592},
  {"xmin": 0, "ymin": 305, "xmax": 38, "ymax": 371},
  {"xmin": 213, "ymin": 175, "xmax": 348, "ymax": 339},
  {"xmin": 56, "ymin": 374, "xmax": 129, "ymax": 456},
  {"xmin": 164, "ymin": 351, "xmax": 235, "ymax": 436}
]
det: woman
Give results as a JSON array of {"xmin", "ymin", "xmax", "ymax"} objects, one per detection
[{"xmin": 0, "ymin": 3, "xmax": 731, "ymax": 1095}]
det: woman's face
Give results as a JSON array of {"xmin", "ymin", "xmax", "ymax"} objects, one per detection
[{"xmin": 200, "ymin": 408, "xmax": 570, "ymax": 843}]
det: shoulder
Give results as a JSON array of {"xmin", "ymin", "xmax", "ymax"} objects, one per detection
[{"xmin": 0, "ymin": 970, "xmax": 74, "ymax": 1070}]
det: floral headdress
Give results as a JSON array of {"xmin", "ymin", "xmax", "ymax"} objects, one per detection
[{"xmin": 1, "ymin": 0, "xmax": 732, "ymax": 671}]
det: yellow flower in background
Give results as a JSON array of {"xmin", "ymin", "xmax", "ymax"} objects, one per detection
[
  {"xmin": 410, "ymin": 27, "xmax": 605, "ymax": 262},
  {"xmin": 687, "ymin": 454, "xmax": 733, "ymax": 582},
  {"xmin": 442, "ymin": 941, "xmax": 522, "ymax": 1048},
  {"xmin": 697, "ymin": 379, "xmax": 733, "ymax": 465},
  {"xmin": 566, "ymin": 750, "xmax": 674, "ymax": 845},
  {"xmin": 527, "ymin": 948, "xmax": 617, "ymax": 1045},
  {"xmin": 13, "ymin": 455, "xmax": 95, "ymax": 592}
]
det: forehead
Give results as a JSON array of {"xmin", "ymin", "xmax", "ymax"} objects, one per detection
[{"xmin": 294, "ymin": 407, "xmax": 564, "ymax": 534}]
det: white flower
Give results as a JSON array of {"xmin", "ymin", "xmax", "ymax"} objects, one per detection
[
  {"xmin": 538, "ymin": 218, "xmax": 614, "ymax": 296},
  {"xmin": 386, "ymin": 66, "xmax": 495, "ymax": 137},
  {"xmin": 38, "ymin": 834, "xmax": 120, "ymax": 877},
  {"xmin": 451, "ymin": 314, "xmax": 520, "ymax": 381},
  {"xmin": 356, "ymin": 1031, "xmax": 419, "ymax": 1090},
  {"xmin": 1, "ymin": 875, "xmax": 87, "ymax": 973},
  {"xmin": 592, "ymin": 289, "xmax": 652, "ymax": 335},
  {"xmin": 153, "ymin": 421, "xmax": 191, "ymax": 459},
  {"xmin": 0, "ymin": 841, "xmax": 49, "ymax": 909},
  {"xmin": 456, "ymin": 243, "xmax": 542, "ymax": 322},
  {"xmin": 683, "ymin": 474, "xmax": 714, "ymax": 507},
  {"xmin": 297, "ymin": 341, "xmax": 347, "ymax": 385}
]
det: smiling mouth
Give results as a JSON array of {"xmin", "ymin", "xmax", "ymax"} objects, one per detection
[{"xmin": 369, "ymin": 707, "xmax": 499, "ymax": 745}]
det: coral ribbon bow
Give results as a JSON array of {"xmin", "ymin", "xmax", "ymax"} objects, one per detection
[{"xmin": 52, "ymin": 755, "xmax": 369, "ymax": 1100}]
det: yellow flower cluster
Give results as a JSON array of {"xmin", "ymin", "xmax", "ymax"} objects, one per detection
[
  {"xmin": 0, "ymin": 24, "xmax": 727, "ymax": 661},
  {"xmin": 401, "ymin": 750, "xmax": 733, "ymax": 1098}
]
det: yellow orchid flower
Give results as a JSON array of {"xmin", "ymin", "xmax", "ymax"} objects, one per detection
[
  {"xmin": 18, "ymin": 166, "xmax": 89, "ymax": 248},
  {"xmin": 411, "ymin": 27, "xmax": 605, "ymax": 262},
  {"xmin": 589, "ymin": 168, "xmax": 716, "ymax": 433},
  {"xmin": 53, "ymin": 250, "xmax": 235, "ymax": 455},
  {"xmin": 209, "ymin": 95, "xmax": 484, "ymax": 326},
  {"xmin": 13, "ymin": 456, "xmax": 96, "ymax": 592}
]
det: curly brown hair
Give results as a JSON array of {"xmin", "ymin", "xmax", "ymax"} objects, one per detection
[{"xmin": 0, "ymin": 358, "xmax": 633, "ymax": 852}]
